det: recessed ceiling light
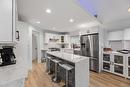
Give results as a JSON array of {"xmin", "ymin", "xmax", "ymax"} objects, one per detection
[
  {"xmin": 69, "ymin": 19, "xmax": 74, "ymax": 22},
  {"xmin": 128, "ymin": 7, "xmax": 130, "ymax": 12},
  {"xmin": 46, "ymin": 8, "xmax": 52, "ymax": 14},
  {"xmin": 36, "ymin": 21, "xmax": 40, "ymax": 24}
]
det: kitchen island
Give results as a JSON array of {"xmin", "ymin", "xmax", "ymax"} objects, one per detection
[{"xmin": 47, "ymin": 51, "xmax": 89, "ymax": 87}]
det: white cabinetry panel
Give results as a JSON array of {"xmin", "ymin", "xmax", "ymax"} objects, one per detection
[
  {"xmin": 124, "ymin": 28, "xmax": 130, "ymax": 40},
  {"xmin": 108, "ymin": 31, "xmax": 123, "ymax": 41},
  {"xmin": 0, "ymin": 0, "xmax": 13, "ymax": 42}
]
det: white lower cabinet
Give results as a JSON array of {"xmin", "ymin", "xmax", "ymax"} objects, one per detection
[
  {"xmin": 126, "ymin": 56, "xmax": 130, "ymax": 78},
  {"xmin": 103, "ymin": 53, "xmax": 129, "ymax": 78}
]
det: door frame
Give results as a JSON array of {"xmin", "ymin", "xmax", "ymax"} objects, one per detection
[
  {"xmin": 32, "ymin": 30, "xmax": 40, "ymax": 63},
  {"xmin": 28, "ymin": 27, "xmax": 41, "ymax": 70}
]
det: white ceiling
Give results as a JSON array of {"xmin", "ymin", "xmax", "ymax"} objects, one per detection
[
  {"xmin": 76, "ymin": 0, "xmax": 130, "ymax": 30},
  {"xmin": 17, "ymin": 0, "xmax": 99, "ymax": 32}
]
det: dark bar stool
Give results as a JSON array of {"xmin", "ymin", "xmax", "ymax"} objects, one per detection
[
  {"xmin": 46, "ymin": 56, "xmax": 51, "ymax": 73},
  {"xmin": 59, "ymin": 63, "xmax": 74, "ymax": 87},
  {"xmin": 51, "ymin": 58, "xmax": 61, "ymax": 82}
]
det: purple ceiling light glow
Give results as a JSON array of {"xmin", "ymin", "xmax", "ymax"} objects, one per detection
[{"xmin": 78, "ymin": 0, "xmax": 97, "ymax": 16}]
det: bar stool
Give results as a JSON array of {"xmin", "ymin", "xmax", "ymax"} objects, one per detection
[
  {"xmin": 59, "ymin": 63, "xmax": 74, "ymax": 87},
  {"xmin": 51, "ymin": 59, "xmax": 61, "ymax": 82},
  {"xmin": 46, "ymin": 57, "xmax": 52, "ymax": 73}
]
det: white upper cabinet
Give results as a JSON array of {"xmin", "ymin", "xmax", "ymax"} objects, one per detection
[
  {"xmin": 124, "ymin": 28, "xmax": 130, "ymax": 40},
  {"xmin": 61, "ymin": 35, "xmax": 70, "ymax": 43},
  {"xmin": 0, "ymin": 0, "xmax": 17, "ymax": 43},
  {"xmin": 108, "ymin": 31, "xmax": 123, "ymax": 41},
  {"xmin": 44, "ymin": 33, "xmax": 70, "ymax": 44},
  {"xmin": 108, "ymin": 28, "xmax": 130, "ymax": 41},
  {"xmin": 45, "ymin": 33, "xmax": 60, "ymax": 43}
]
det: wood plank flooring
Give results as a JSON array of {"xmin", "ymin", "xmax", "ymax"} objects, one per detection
[{"xmin": 25, "ymin": 62, "xmax": 130, "ymax": 87}]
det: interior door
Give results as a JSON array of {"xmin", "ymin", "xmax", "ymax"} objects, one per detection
[{"xmin": 32, "ymin": 34, "xmax": 38, "ymax": 60}]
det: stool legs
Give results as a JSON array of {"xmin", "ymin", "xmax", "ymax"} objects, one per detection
[
  {"xmin": 53, "ymin": 63, "xmax": 58, "ymax": 82},
  {"xmin": 46, "ymin": 58, "xmax": 51, "ymax": 74},
  {"xmin": 66, "ymin": 70, "xmax": 69, "ymax": 87}
]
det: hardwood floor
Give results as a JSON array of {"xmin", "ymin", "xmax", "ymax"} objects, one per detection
[
  {"xmin": 25, "ymin": 62, "xmax": 130, "ymax": 87},
  {"xmin": 90, "ymin": 72, "xmax": 130, "ymax": 87}
]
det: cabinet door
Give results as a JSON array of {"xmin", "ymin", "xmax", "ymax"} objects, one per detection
[
  {"xmin": 114, "ymin": 55, "xmax": 123, "ymax": 64},
  {"xmin": 103, "ymin": 62, "xmax": 111, "ymax": 71},
  {"xmin": 128, "ymin": 57, "xmax": 130, "ymax": 66},
  {"xmin": 113, "ymin": 55, "xmax": 124, "ymax": 75},
  {"xmin": 108, "ymin": 31, "xmax": 123, "ymax": 41},
  {"xmin": 103, "ymin": 54, "xmax": 110, "ymax": 61},
  {"xmin": 128, "ymin": 68, "xmax": 130, "ymax": 77},
  {"xmin": 0, "ymin": 0, "xmax": 13, "ymax": 42},
  {"xmin": 124, "ymin": 29, "xmax": 130, "ymax": 40},
  {"xmin": 103, "ymin": 54, "xmax": 111, "ymax": 71}
]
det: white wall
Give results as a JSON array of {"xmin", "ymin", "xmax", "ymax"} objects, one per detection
[
  {"xmin": 69, "ymin": 30, "xmax": 80, "ymax": 36},
  {"xmin": 0, "ymin": 21, "xmax": 29, "ymax": 86},
  {"xmin": 28, "ymin": 24, "xmax": 44, "ymax": 69}
]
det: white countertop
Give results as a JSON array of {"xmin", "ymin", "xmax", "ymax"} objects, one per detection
[
  {"xmin": 47, "ymin": 51, "xmax": 88, "ymax": 63},
  {"xmin": 61, "ymin": 48, "xmax": 81, "ymax": 51},
  {"xmin": 103, "ymin": 51, "xmax": 130, "ymax": 56},
  {"xmin": 0, "ymin": 56, "xmax": 28, "ymax": 85}
]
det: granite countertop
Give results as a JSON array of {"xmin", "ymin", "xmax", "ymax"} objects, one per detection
[
  {"xmin": 62, "ymin": 48, "xmax": 81, "ymax": 51},
  {"xmin": 0, "ymin": 56, "xmax": 28, "ymax": 85},
  {"xmin": 47, "ymin": 51, "xmax": 88, "ymax": 63},
  {"xmin": 103, "ymin": 51, "xmax": 130, "ymax": 56}
]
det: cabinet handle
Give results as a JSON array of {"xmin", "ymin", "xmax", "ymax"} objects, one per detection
[
  {"xmin": 110, "ymin": 61, "xmax": 114, "ymax": 65},
  {"xmin": 16, "ymin": 30, "xmax": 20, "ymax": 41},
  {"xmin": 112, "ymin": 62, "xmax": 114, "ymax": 65}
]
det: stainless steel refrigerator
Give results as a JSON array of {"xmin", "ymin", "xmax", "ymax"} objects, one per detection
[{"xmin": 81, "ymin": 33, "xmax": 99, "ymax": 72}]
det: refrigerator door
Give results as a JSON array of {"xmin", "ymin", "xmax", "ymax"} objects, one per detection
[
  {"xmin": 89, "ymin": 34, "xmax": 99, "ymax": 72},
  {"xmin": 81, "ymin": 34, "xmax": 99, "ymax": 72},
  {"xmin": 85, "ymin": 35, "xmax": 91, "ymax": 57},
  {"xmin": 92, "ymin": 34, "xmax": 99, "ymax": 58},
  {"xmin": 81, "ymin": 36, "xmax": 88, "ymax": 56},
  {"xmin": 88, "ymin": 35, "xmax": 93, "ymax": 57}
]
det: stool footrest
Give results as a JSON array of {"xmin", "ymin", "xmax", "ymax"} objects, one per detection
[{"xmin": 59, "ymin": 64, "xmax": 74, "ymax": 71}]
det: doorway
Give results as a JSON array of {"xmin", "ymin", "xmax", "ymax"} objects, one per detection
[{"xmin": 32, "ymin": 31, "xmax": 38, "ymax": 63}]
